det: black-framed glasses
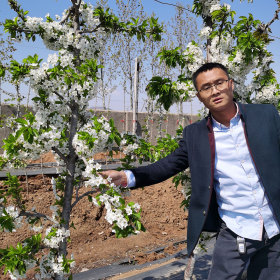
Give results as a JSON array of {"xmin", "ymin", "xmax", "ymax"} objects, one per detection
[{"xmin": 198, "ymin": 79, "xmax": 230, "ymax": 94}]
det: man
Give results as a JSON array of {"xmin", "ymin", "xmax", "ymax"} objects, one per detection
[{"xmin": 102, "ymin": 62, "xmax": 280, "ymax": 279}]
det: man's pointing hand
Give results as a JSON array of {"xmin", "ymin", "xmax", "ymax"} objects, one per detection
[{"xmin": 100, "ymin": 170, "xmax": 128, "ymax": 187}]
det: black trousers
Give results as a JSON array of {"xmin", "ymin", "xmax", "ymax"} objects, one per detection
[{"xmin": 207, "ymin": 222, "xmax": 280, "ymax": 280}]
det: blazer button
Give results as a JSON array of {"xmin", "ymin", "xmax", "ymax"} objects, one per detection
[
  {"xmin": 203, "ymin": 210, "xmax": 206, "ymax": 215},
  {"xmin": 208, "ymin": 185, "xmax": 211, "ymax": 189}
]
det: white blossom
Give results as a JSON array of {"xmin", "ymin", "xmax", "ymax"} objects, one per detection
[
  {"xmin": 44, "ymin": 227, "xmax": 70, "ymax": 249},
  {"xmin": 183, "ymin": 42, "xmax": 205, "ymax": 74},
  {"xmin": 199, "ymin": 26, "xmax": 212, "ymax": 40},
  {"xmin": 125, "ymin": 205, "xmax": 133, "ymax": 215},
  {"xmin": 133, "ymin": 203, "xmax": 141, "ymax": 212},
  {"xmin": 198, "ymin": 0, "xmax": 220, "ymax": 17},
  {"xmin": 6, "ymin": 206, "xmax": 19, "ymax": 219},
  {"xmin": 123, "ymin": 143, "xmax": 139, "ymax": 155},
  {"xmin": 223, "ymin": 3, "xmax": 231, "ymax": 11},
  {"xmin": 255, "ymin": 84, "xmax": 279, "ymax": 105},
  {"xmin": 47, "ymin": 53, "xmax": 59, "ymax": 66},
  {"xmin": 210, "ymin": 4, "xmax": 221, "ymax": 13}
]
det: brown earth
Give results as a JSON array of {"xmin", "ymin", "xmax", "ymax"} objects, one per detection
[{"xmin": 0, "ymin": 152, "xmax": 188, "ymax": 279}]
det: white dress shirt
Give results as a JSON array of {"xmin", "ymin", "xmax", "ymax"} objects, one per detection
[{"xmin": 213, "ymin": 109, "xmax": 280, "ymax": 240}]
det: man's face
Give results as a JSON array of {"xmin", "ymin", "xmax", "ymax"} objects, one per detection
[{"xmin": 195, "ymin": 68, "xmax": 234, "ymax": 114}]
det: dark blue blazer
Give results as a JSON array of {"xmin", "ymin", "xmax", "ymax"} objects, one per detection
[{"xmin": 131, "ymin": 103, "xmax": 280, "ymax": 256}]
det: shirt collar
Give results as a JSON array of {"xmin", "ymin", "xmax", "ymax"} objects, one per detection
[{"xmin": 211, "ymin": 103, "xmax": 240, "ymax": 130}]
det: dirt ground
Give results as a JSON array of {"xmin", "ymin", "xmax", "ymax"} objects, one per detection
[{"xmin": 0, "ymin": 152, "xmax": 188, "ymax": 278}]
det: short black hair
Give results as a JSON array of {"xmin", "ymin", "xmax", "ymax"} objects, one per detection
[{"xmin": 192, "ymin": 62, "xmax": 230, "ymax": 90}]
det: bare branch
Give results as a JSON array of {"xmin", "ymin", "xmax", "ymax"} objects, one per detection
[
  {"xmin": 1, "ymin": 88, "xmax": 15, "ymax": 97},
  {"xmin": 71, "ymin": 0, "xmax": 82, "ymax": 7},
  {"xmin": 77, "ymin": 25, "xmax": 102, "ymax": 34},
  {"xmin": 71, "ymin": 0, "xmax": 81, "ymax": 33},
  {"xmin": 153, "ymin": 0, "xmax": 192, "ymax": 13},
  {"xmin": 71, "ymin": 189, "xmax": 98, "ymax": 209},
  {"xmin": 264, "ymin": 7, "xmax": 280, "ymax": 31},
  {"xmin": 20, "ymin": 210, "xmax": 51, "ymax": 221},
  {"xmin": 52, "ymin": 147, "xmax": 67, "ymax": 162},
  {"xmin": 60, "ymin": 6, "xmax": 75, "ymax": 25},
  {"xmin": 8, "ymin": 0, "xmax": 26, "ymax": 21},
  {"xmin": 270, "ymin": 34, "xmax": 280, "ymax": 40},
  {"xmin": 53, "ymin": 90, "xmax": 65, "ymax": 100}
]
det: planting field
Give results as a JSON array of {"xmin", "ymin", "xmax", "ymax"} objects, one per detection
[{"xmin": 0, "ymin": 153, "xmax": 188, "ymax": 279}]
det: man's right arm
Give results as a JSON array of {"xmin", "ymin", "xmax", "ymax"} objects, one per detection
[{"xmin": 101, "ymin": 125, "xmax": 190, "ymax": 188}]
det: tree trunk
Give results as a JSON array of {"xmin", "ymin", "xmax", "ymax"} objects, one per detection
[
  {"xmin": 158, "ymin": 106, "xmax": 163, "ymax": 138},
  {"xmin": 56, "ymin": 102, "xmax": 79, "ymax": 279},
  {"xmin": 16, "ymin": 83, "xmax": 21, "ymax": 118},
  {"xmin": 130, "ymin": 76, "xmax": 133, "ymax": 111},
  {"xmin": 146, "ymin": 97, "xmax": 153, "ymax": 142},
  {"xmin": 179, "ymin": 101, "xmax": 184, "ymax": 127},
  {"xmin": 205, "ymin": 16, "xmax": 213, "ymax": 62},
  {"xmin": 0, "ymin": 79, "xmax": 2, "ymax": 116},
  {"xmin": 26, "ymin": 81, "xmax": 31, "ymax": 112}
]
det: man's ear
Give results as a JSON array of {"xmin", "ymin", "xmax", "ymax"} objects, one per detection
[
  {"xmin": 230, "ymin": 79, "xmax": 234, "ymax": 91},
  {"xmin": 196, "ymin": 93, "xmax": 202, "ymax": 102}
]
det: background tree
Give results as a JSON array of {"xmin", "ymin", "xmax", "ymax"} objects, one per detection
[
  {"xmin": 147, "ymin": 0, "xmax": 280, "ymax": 113},
  {"xmin": 94, "ymin": 0, "xmax": 120, "ymax": 111},
  {"xmin": 168, "ymin": 2, "xmax": 198, "ymax": 126},
  {"xmin": 0, "ymin": 26, "xmax": 16, "ymax": 116},
  {"xmin": 114, "ymin": 0, "xmax": 147, "ymax": 112},
  {"xmin": 140, "ymin": 2, "xmax": 199, "ymax": 139}
]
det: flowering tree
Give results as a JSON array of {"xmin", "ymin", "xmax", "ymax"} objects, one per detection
[
  {"xmin": 145, "ymin": 1, "xmax": 280, "ymax": 278},
  {"xmin": 168, "ymin": 2, "xmax": 198, "ymax": 126},
  {"xmin": 114, "ymin": 0, "xmax": 147, "ymax": 111},
  {"xmin": 0, "ymin": 0, "xmax": 162, "ymax": 279},
  {"xmin": 147, "ymin": 0, "xmax": 280, "ymax": 112},
  {"xmin": 0, "ymin": 27, "xmax": 17, "ymax": 117},
  {"xmin": 143, "ymin": 2, "xmax": 199, "ymax": 139}
]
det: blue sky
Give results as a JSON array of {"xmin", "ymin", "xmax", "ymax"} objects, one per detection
[{"xmin": 0, "ymin": 0, "xmax": 279, "ymax": 114}]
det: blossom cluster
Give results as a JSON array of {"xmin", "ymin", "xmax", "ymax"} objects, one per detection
[
  {"xmin": 122, "ymin": 143, "xmax": 139, "ymax": 156},
  {"xmin": 182, "ymin": 1, "xmax": 279, "ymax": 106},
  {"xmin": 98, "ymin": 192, "xmax": 141, "ymax": 231},
  {"xmin": 8, "ymin": 260, "xmax": 36, "ymax": 280},
  {"xmin": 0, "ymin": 205, "xmax": 23, "ymax": 232},
  {"xmin": 255, "ymin": 84, "xmax": 280, "ymax": 105},
  {"xmin": 197, "ymin": 0, "xmax": 220, "ymax": 17},
  {"xmin": 35, "ymin": 252, "xmax": 75, "ymax": 279},
  {"xmin": 73, "ymin": 116, "xmax": 112, "ymax": 158},
  {"xmin": 174, "ymin": 80, "xmax": 197, "ymax": 101},
  {"xmin": 199, "ymin": 26, "xmax": 212, "ymax": 40},
  {"xmin": 24, "ymin": 2, "xmax": 102, "ymax": 58},
  {"xmin": 119, "ymin": 138, "xmax": 140, "ymax": 162},
  {"xmin": 44, "ymin": 226, "xmax": 70, "ymax": 249},
  {"xmin": 183, "ymin": 42, "xmax": 205, "ymax": 74},
  {"xmin": 82, "ymin": 159, "xmax": 108, "ymax": 187}
]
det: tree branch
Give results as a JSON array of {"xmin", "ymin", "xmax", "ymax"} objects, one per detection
[
  {"xmin": 60, "ymin": 6, "xmax": 75, "ymax": 25},
  {"xmin": 1, "ymin": 88, "xmax": 16, "ymax": 97},
  {"xmin": 77, "ymin": 24, "xmax": 102, "ymax": 34},
  {"xmin": 53, "ymin": 90, "xmax": 65, "ymax": 100},
  {"xmin": 52, "ymin": 147, "xmax": 67, "ymax": 162},
  {"xmin": 71, "ymin": 0, "xmax": 81, "ymax": 33},
  {"xmin": 20, "ymin": 210, "xmax": 51, "ymax": 221},
  {"xmin": 71, "ymin": 189, "xmax": 98, "ymax": 209},
  {"xmin": 153, "ymin": 0, "xmax": 192, "ymax": 13},
  {"xmin": 8, "ymin": 0, "xmax": 26, "ymax": 21},
  {"xmin": 264, "ymin": 6, "xmax": 280, "ymax": 31}
]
